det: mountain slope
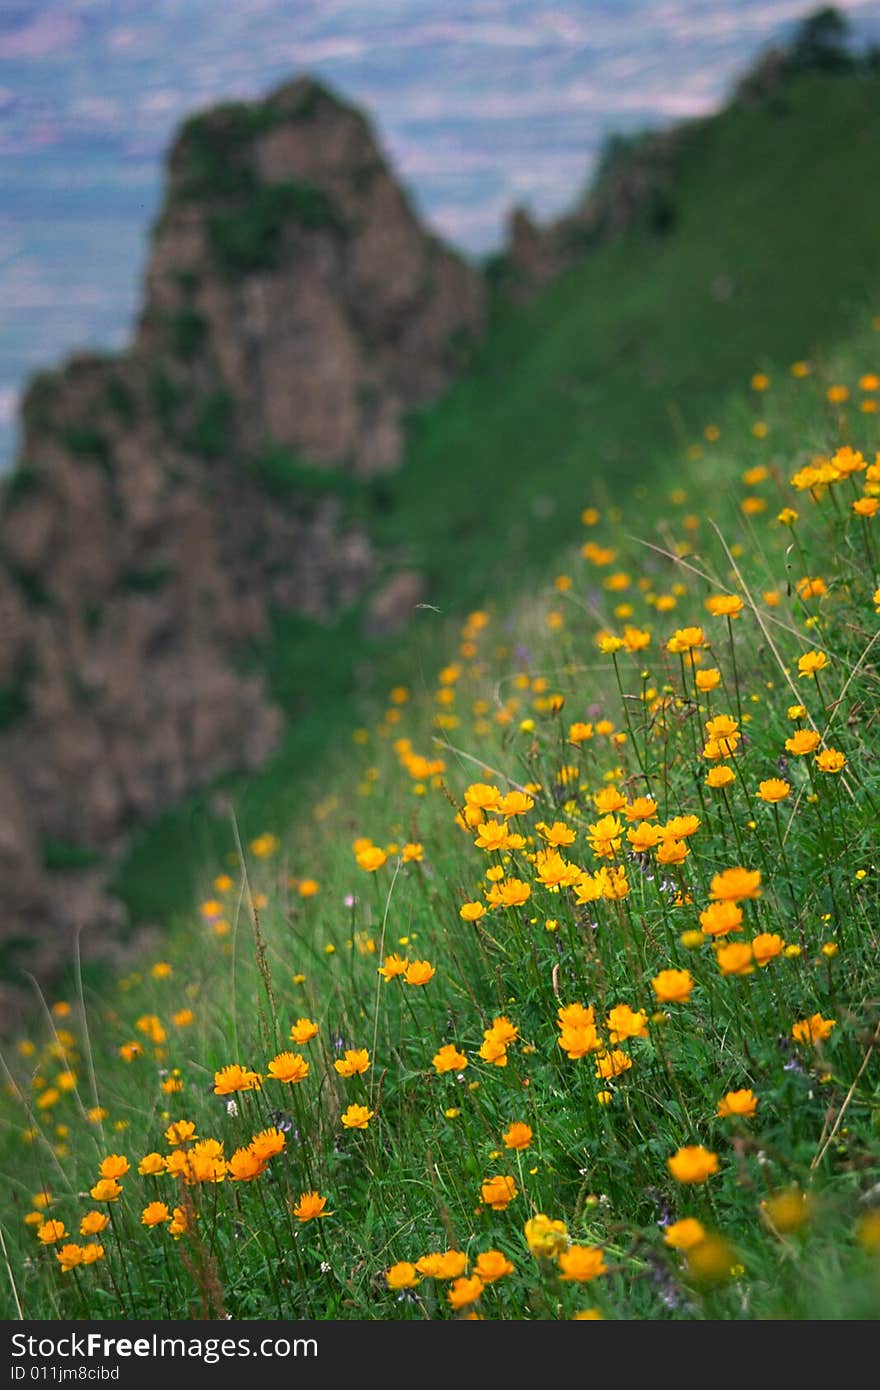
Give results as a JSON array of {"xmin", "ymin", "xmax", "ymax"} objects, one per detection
[{"xmin": 114, "ymin": 66, "xmax": 880, "ymax": 926}]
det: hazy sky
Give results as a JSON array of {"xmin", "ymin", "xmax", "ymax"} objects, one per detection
[{"xmin": 2, "ymin": 0, "xmax": 879, "ymax": 468}]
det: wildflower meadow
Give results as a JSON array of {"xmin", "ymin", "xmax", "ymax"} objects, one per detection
[{"xmin": 3, "ymin": 323, "xmax": 880, "ymax": 1321}]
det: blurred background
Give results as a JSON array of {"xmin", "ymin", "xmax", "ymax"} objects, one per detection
[{"xmin": 3, "ymin": 0, "xmax": 880, "ymax": 470}]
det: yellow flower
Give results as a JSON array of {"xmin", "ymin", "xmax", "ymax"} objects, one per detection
[
  {"xmin": 227, "ymin": 1148, "xmax": 266, "ymax": 1183},
  {"xmin": 98, "ymin": 1154, "xmax": 129, "ymax": 1180},
  {"xmin": 717, "ymin": 1089, "xmax": 758, "ymax": 1118},
  {"xmin": 606, "ymin": 1004, "xmax": 648, "ymax": 1043},
  {"xmin": 651, "ymin": 968, "xmax": 694, "ymax": 1003},
  {"xmin": 594, "ymin": 1049, "xmax": 632, "ymax": 1080},
  {"xmin": 502, "ymin": 1122, "xmax": 533, "ymax": 1151},
  {"xmin": 141, "ymin": 1202, "xmax": 171, "ymax": 1228},
  {"xmin": 79, "ymin": 1211, "xmax": 109, "ymax": 1237},
  {"xmin": 709, "ymin": 867, "xmax": 761, "ymax": 902},
  {"xmin": 751, "ymin": 932, "xmax": 784, "ymax": 966},
  {"xmin": 796, "ymin": 576, "xmax": 827, "ymax": 600},
  {"xmin": 293, "ymin": 1191, "xmax": 329, "ymax": 1222},
  {"xmin": 89, "ymin": 1179, "xmax": 122, "ymax": 1203},
  {"xmin": 447, "ymin": 1275, "xmax": 484, "ymax": 1309},
  {"xmin": 416, "ymin": 1250, "xmax": 468, "ymax": 1279},
  {"xmin": 815, "ymin": 748, "xmax": 846, "ymax": 773},
  {"xmin": 55, "ymin": 1244, "xmax": 84, "ymax": 1272},
  {"xmin": 333, "ymin": 1049, "xmax": 370, "ymax": 1078},
  {"xmin": 459, "ymin": 901, "xmax": 486, "ymax": 922},
  {"xmin": 798, "ymin": 650, "xmax": 828, "ymax": 679},
  {"xmin": 761, "ymin": 1188, "xmax": 813, "ymax": 1234},
  {"xmin": 164, "ymin": 1120, "xmax": 196, "ymax": 1148},
  {"xmin": 757, "ymin": 778, "xmax": 790, "ymax": 803},
  {"xmin": 558, "ymin": 1246, "xmax": 607, "ymax": 1282},
  {"xmin": 706, "ymin": 766, "xmax": 736, "ymax": 789},
  {"xmin": 524, "ymin": 1214, "xmax": 569, "ymax": 1259},
  {"xmin": 474, "ymin": 1250, "xmax": 514, "ymax": 1282},
  {"xmin": 785, "ymin": 729, "xmax": 821, "ymax": 756},
  {"xmin": 695, "ymin": 668, "xmax": 721, "ymax": 691},
  {"xmin": 355, "ymin": 845, "xmax": 387, "ymax": 872},
  {"xmin": 664, "ymin": 1218, "xmax": 706, "ymax": 1251},
  {"xmin": 792, "ymin": 1014, "xmax": 835, "ymax": 1045},
  {"xmin": 699, "ymin": 901, "xmax": 743, "ymax": 936},
  {"xmin": 386, "ymin": 1262, "xmax": 419, "ymax": 1290},
  {"xmin": 716, "ymin": 942, "xmax": 754, "ymax": 977},
  {"xmin": 432, "ymin": 1043, "xmax": 468, "ymax": 1074},
  {"xmin": 667, "ymin": 1146, "xmax": 720, "ymax": 1184},
  {"xmin": 213, "ymin": 1064, "xmax": 262, "ymax": 1095},
  {"xmin": 705, "ymin": 595, "xmax": 743, "ymax": 618},
  {"xmin": 666, "ymin": 626, "xmax": 705, "ymax": 654},
  {"xmin": 249, "ymin": 1128, "xmax": 286, "ymax": 1161},
  {"xmin": 267, "ymin": 1052, "xmax": 309, "ymax": 1085},
  {"xmin": 341, "ymin": 1104, "xmax": 374, "ymax": 1131},
  {"xmin": 36, "ymin": 1220, "xmax": 67, "ymax": 1245},
  {"xmin": 290, "ymin": 1017, "xmax": 319, "ymax": 1044},
  {"xmin": 480, "ymin": 1175, "xmax": 518, "ymax": 1211},
  {"xmin": 404, "ymin": 960, "xmax": 436, "ymax": 986}
]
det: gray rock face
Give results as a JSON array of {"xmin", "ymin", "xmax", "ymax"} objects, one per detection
[{"xmin": 0, "ymin": 77, "xmax": 486, "ymax": 999}]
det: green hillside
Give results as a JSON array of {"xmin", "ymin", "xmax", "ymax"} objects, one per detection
[{"xmin": 114, "ymin": 67, "xmax": 880, "ymax": 925}]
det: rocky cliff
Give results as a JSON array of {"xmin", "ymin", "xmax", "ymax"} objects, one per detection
[{"xmin": 0, "ymin": 76, "xmax": 485, "ymax": 1001}]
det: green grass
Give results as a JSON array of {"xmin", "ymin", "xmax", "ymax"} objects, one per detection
[
  {"xmin": 110, "ymin": 69, "xmax": 880, "ymax": 926},
  {"xmin": 4, "ymin": 332, "xmax": 880, "ymax": 1319}
]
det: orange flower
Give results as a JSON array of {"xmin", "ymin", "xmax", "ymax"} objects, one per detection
[
  {"xmin": 228, "ymin": 1147, "xmax": 266, "ymax": 1183},
  {"xmin": 432, "ymin": 1044, "xmax": 468, "ymax": 1074},
  {"xmin": 652, "ymin": 968, "xmax": 694, "ymax": 1003},
  {"xmin": 785, "ymin": 729, "xmax": 821, "ymax": 757},
  {"xmin": 141, "ymin": 1202, "xmax": 172, "ymax": 1227},
  {"xmin": 293, "ymin": 1191, "xmax": 329, "ymax": 1222},
  {"xmin": 606, "ymin": 1004, "xmax": 648, "ymax": 1042},
  {"xmin": 757, "ymin": 779, "xmax": 790, "ymax": 804},
  {"xmin": 667, "ymin": 1146, "xmax": 719, "ymax": 1184},
  {"xmin": 334, "ymin": 1049, "xmax": 370, "ymax": 1078},
  {"xmin": 447, "ymin": 1275, "xmax": 484, "ymax": 1309},
  {"xmin": 55, "ymin": 1244, "xmax": 84, "ymax": 1272},
  {"xmin": 386, "ymin": 1262, "xmax": 419, "ymax": 1290},
  {"xmin": 36, "ymin": 1220, "xmax": 67, "ymax": 1245},
  {"xmin": 705, "ymin": 595, "xmax": 743, "ymax": 618},
  {"xmin": 98, "ymin": 1154, "xmax": 129, "ymax": 1180},
  {"xmin": 213, "ymin": 1064, "xmax": 262, "ymax": 1095},
  {"xmin": 480, "ymin": 1175, "xmax": 518, "ymax": 1211},
  {"xmin": 502, "ymin": 1122, "xmax": 533, "ymax": 1151},
  {"xmin": 404, "ymin": 960, "xmax": 436, "ymax": 987},
  {"xmin": 699, "ymin": 901, "xmax": 743, "ymax": 936},
  {"xmin": 663, "ymin": 1218, "xmax": 706, "ymax": 1251},
  {"xmin": 377, "ymin": 954, "xmax": 409, "ymax": 981},
  {"xmin": 558, "ymin": 1246, "xmax": 607, "ymax": 1281},
  {"xmin": 474, "ymin": 1249, "xmax": 515, "ymax": 1282},
  {"xmin": 459, "ymin": 901, "xmax": 486, "ymax": 922},
  {"xmin": 716, "ymin": 942, "xmax": 754, "ymax": 977},
  {"xmin": 267, "ymin": 1052, "xmax": 309, "ymax": 1085},
  {"xmin": 709, "ymin": 867, "xmax": 761, "ymax": 902},
  {"xmin": 667, "ymin": 627, "xmax": 705, "ymax": 653},
  {"xmin": 717, "ymin": 1089, "xmax": 758, "ymax": 1118},
  {"xmin": 341, "ymin": 1104, "xmax": 374, "ymax": 1131},
  {"xmin": 751, "ymin": 932, "xmax": 784, "ymax": 966},
  {"xmin": 289, "ymin": 1018, "xmax": 319, "ymax": 1044},
  {"xmin": 89, "ymin": 1179, "xmax": 122, "ymax": 1203},
  {"xmin": 249, "ymin": 1128, "xmax": 286, "ymax": 1161},
  {"xmin": 792, "ymin": 1014, "xmax": 836, "ymax": 1046},
  {"xmin": 594, "ymin": 1049, "xmax": 632, "ymax": 1079}
]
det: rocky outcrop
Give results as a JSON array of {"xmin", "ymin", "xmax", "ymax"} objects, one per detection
[
  {"xmin": 501, "ymin": 127, "xmax": 687, "ymax": 299},
  {"xmin": 0, "ymin": 76, "xmax": 485, "ymax": 994}
]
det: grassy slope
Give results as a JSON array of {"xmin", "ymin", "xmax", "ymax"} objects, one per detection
[{"xmin": 113, "ymin": 70, "xmax": 880, "ymax": 924}]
